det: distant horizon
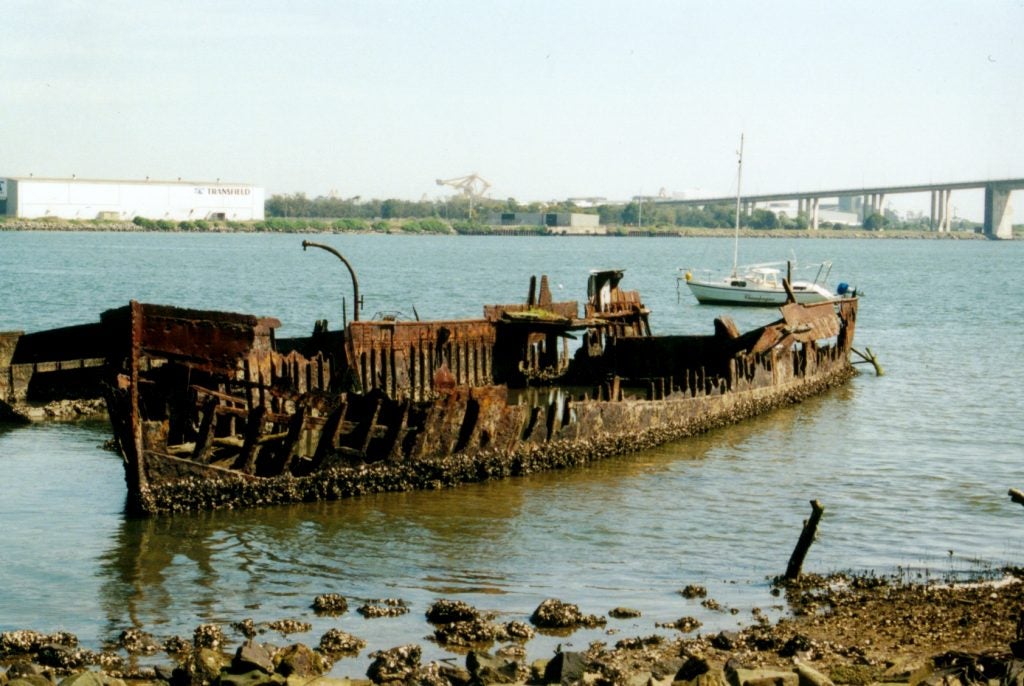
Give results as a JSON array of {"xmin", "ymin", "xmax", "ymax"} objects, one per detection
[{"xmin": 4, "ymin": 172, "xmax": 1016, "ymax": 223}]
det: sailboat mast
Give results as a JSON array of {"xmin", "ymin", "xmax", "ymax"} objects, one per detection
[{"xmin": 732, "ymin": 133, "xmax": 744, "ymax": 277}]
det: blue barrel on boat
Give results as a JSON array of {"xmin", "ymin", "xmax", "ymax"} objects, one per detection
[{"xmin": 837, "ymin": 282, "xmax": 849, "ymax": 295}]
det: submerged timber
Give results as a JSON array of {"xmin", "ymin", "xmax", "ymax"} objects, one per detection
[{"xmin": 97, "ymin": 265, "xmax": 858, "ymax": 515}]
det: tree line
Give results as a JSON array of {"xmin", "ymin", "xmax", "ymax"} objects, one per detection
[
  {"xmin": 264, "ymin": 193, "xmax": 791, "ymax": 229},
  {"xmin": 259, "ymin": 192, "xmax": 982, "ymax": 233}
]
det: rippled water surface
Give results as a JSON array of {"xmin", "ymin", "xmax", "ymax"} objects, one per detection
[{"xmin": 1, "ymin": 231, "xmax": 1021, "ymax": 675}]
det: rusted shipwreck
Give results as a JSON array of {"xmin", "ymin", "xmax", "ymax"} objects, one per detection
[{"xmin": 100, "ymin": 263, "xmax": 858, "ymax": 515}]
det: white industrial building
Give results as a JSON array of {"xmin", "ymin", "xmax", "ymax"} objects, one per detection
[{"xmin": 0, "ymin": 177, "xmax": 265, "ymax": 221}]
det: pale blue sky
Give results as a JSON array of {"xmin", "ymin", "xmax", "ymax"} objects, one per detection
[{"xmin": 3, "ymin": 0, "xmax": 1021, "ymax": 218}]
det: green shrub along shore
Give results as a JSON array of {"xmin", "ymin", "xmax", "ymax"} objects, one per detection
[{"xmin": 0, "ymin": 216, "xmax": 1005, "ymax": 239}]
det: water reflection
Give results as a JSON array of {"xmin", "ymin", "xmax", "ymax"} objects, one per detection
[{"xmin": 93, "ymin": 397, "xmax": 809, "ymax": 652}]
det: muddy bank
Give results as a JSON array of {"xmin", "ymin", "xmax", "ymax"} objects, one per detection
[{"xmin": 2, "ymin": 570, "xmax": 1022, "ymax": 686}]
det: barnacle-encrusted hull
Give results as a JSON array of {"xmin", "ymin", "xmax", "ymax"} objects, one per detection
[{"xmin": 101, "ymin": 269, "xmax": 859, "ymax": 515}]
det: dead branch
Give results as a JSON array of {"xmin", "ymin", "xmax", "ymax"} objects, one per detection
[{"xmin": 851, "ymin": 346, "xmax": 884, "ymax": 376}]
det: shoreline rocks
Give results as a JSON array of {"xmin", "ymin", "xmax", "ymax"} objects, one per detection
[
  {"xmin": 3, "ymin": 572, "xmax": 1023, "ymax": 685},
  {"xmin": 0, "ymin": 398, "xmax": 107, "ymax": 423}
]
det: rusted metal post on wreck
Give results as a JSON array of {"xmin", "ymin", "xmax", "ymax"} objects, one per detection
[
  {"xmin": 785, "ymin": 499, "xmax": 825, "ymax": 581},
  {"xmin": 782, "ymin": 277, "xmax": 797, "ymax": 304},
  {"xmin": 126, "ymin": 300, "xmax": 150, "ymax": 515},
  {"xmin": 302, "ymin": 240, "xmax": 361, "ymax": 322}
]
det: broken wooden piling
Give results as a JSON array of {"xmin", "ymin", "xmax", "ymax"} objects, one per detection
[{"xmin": 785, "ymin": 499, "xmax": 825, "ymax": 581}]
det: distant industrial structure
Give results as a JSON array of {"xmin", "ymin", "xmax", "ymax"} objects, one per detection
[
  {"xmin": 486, "ymin": 211, "xmax": 605, "ymax": 235},
  {"xmin": 0, "ymin": 176, "xmax": 265, "ymax": 221}
]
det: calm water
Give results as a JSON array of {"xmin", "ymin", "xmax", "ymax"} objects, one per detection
[{"xmin": 1, "ymin": 231, "xmax": 1022, "ymax": 676}]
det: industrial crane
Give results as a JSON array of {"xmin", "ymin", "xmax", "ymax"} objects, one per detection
[
  {"xmin": 435, "ymin": 172, "xmax": 491, "ymax": 219},
  {"xmin": 435, "ymin": 172, "xmax": 491, "ymax": 199}
]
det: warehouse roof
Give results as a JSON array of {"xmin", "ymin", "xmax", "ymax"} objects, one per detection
[{"xmin": 3, "ymin": 176, "xmax": 256, "ymax": 186}]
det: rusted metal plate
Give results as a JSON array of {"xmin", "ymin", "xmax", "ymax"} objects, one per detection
[
  {"xmin": 125, "ymin": 304, "xmax": 282, "ymax": 373},
  {"xmin": 748, "ymin": 301, "xmax": 842, "ymax": 354},
  {"xmin": 346, "ymin": 319, "xmax": 497, "ymax": 397}
]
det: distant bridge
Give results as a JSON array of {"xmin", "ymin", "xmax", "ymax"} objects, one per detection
[{"xmin": 653, "ymin": 177, "xmax": 1023, "ymax": 239}]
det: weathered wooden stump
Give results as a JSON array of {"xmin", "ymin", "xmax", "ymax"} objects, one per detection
[{"xmin": 785, "ymin": 499, "xmax": 825, "ymax": 581}]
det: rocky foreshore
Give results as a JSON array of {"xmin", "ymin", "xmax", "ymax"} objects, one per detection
[
  {"xmin": 0, "ymin": 398, "xmax": 107, "ymax": 423},
  {"xmin": 3, "ymin": 571, "xmax": 1022, "ymax": 686}
]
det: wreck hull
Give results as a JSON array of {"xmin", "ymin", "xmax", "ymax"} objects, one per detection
[
  {"xmin": 101, "ymin": 272, "xmax": 858, "ymax": 515},
  {"xmin": 132, "ymin": 363, "xmax": 855, "ymax": 513}
]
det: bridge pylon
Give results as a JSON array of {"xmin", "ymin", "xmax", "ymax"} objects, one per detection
[{"xmin": 984, "ymin": 184, "xmax": 1015, "ymax": 240}]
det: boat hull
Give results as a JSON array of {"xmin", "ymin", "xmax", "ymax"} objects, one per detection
[
  {"xmin": 130, "ymin": 364, "xmax": 855, "ymax": 514},
  {"xmin": 100, "ymin": 272, "xmax": 859, "ymax": 515},
  {"xmin": 686, "ymin": 279, "xmax": 835, "ymax": 306}
]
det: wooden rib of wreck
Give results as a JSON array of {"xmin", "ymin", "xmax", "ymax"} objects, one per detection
[{"xmin": 100, "ymin": 267, "xmax": 859, "ymax": 515}]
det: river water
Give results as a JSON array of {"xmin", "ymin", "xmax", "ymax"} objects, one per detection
[{"xmin": 1, "ymin": 231, "xmax": 1021, "ymax": 676}]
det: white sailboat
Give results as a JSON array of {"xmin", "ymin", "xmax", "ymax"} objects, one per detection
[
  {"xmin": 680, "ymin": 135, "xmax": 853, "ymax": 306},
  {"xmin": 682, "ymin": 260, "xmax": 848, "ymax": 306}
]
